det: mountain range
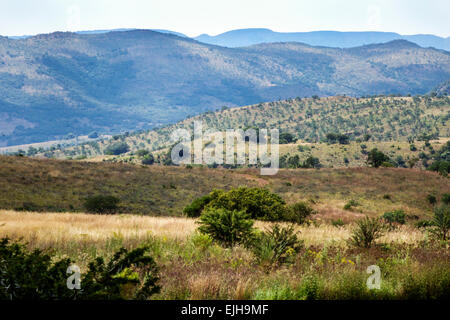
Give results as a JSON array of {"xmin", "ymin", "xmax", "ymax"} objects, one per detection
[
  {"xmin": 0, "ymin": 29, "xmax": 449, "ymax": 146},
  {"xmin": 195, "ymin": 29, "xmax": 450, "ymax": 51}
]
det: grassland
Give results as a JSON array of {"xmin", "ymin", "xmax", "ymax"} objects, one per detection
[
  {"xmin": 1, "ymin": 210, "xmax": 448, "ymax": 300},
  {"xmin": 1, "ymin": 155, "xmax": 448, "ymax": 219}
]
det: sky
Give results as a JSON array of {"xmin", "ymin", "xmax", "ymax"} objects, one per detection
[{"xmin": 0, "ymin": 0, "xmax": 449, "ymax": 38}]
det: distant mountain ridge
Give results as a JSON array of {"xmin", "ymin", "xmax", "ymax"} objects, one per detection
[
  {"xmin": 0, "ymin": 30, "xmax": 449, "ymax": 146},
  {"xmin": 195, "ymin": 29, "xmax": 450, "ymax": 51}
]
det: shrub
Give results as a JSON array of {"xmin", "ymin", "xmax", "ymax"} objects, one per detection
[
  {"xmin": 104, "ymin": 142, "xmax": 130, "ymax": 155},
  {"xmin": 283, "ymin": 202, "xmax": 315, "ymax": 224},
  {"xmin": 197, "ymin": 208, "xmax": 255, "ymax": 247},
  {"xmin": 382, "ymin": 210, "xmax": 406, "ymax": 225},
  {"xmin": 0, "ymin": 238, "xmax": 160, "ymax": 300},
  {"xmin": 428, "ymin": 160, "xmax": 450, "ymax": 176},
  {"xmin": 251, "ymin": 224, "xmax": 303, "ymax": 266},
  {"xmin": 279, "ymin": 132, "xmax": 297, "ymax": 144},
  {"xmin": 136, "ymin": 149, "xmax": 149, "ymax": 157},
  {"xmin": 429, "ymin": 205, "xmax": 450, "ymax": 240},
  {"xmin": 141, "ymin": 154, "xmax": 155, "ymax": 165},
  {"xmin": 343, "ymin": 199, "xmax": 358, "ymax": 210},
  {"xmin": 302, "ymin": 156, "xmax": 321, "ymax": 169},
  {"xmin": 427, "ymin": 194, "xmax": 437, "ymax": 205},
  {"xmin": 84, "ymin": 195, "xmax": 120, "ymax": 214},
  {"xmin": 183, "ymin": 194, "xmax": 213, "ymax": 218},
  {"xmin": 206, "ymin": 187, "xmax": 287, "ymax": 221},
  {"xmin": 367, "ymin": 149, "xmax": 390, "ymax": 168},
  {"xmin": 349, "ymin": 217, "xmax": 385, "ymax": 248}
]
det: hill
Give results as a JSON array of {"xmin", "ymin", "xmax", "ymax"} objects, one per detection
[
  {"xmin": 0, "ymin": 155, "xmax": 448, "ymax": 219},
  {"xmin": 40, "ymin": 95, "xmax": 450, "ymax": 165},
  {"xmin": 195, "ymin": 29, "xmax": 450, "ymax": 50},
  {"xmin": 0, "ymin": 30, "xmax": 449, "ymax": 146}
]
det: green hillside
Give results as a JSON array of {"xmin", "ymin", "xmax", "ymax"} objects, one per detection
[{"xmin": 41, "ymin": 95, "xmax": 450, "ymax": 168}]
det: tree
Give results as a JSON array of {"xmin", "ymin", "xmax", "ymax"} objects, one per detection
[
  {"xmin": 141, "ymin": 154, "xmax": 154, "ymax": 165},
  {"xmin": 84, "ymin": 195, "xmax": 120, "ymax": 214},
  {"xmin": 279, "ymin": 132, "xmax": 297, "ymax": 144},
  {"xmin": 302, "ymin": 156, "xmax": 321, "ymax": 169},
  {"xmin": 206, "ymin": 187, "xmax": 287, "ymax": 221},
  {"xmin": 104, "ymin": 142, "xmax": 129, "ymax": 156},
  {"xmin": 367, "ymin": 148, "xmax": 390, "ymax": 168}
]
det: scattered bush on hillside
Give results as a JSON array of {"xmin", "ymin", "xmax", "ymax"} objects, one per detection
[
  {"xmin": 279, "ymin": 132, "xmax": 298, "ymax": 144},
  {"xmin": 141, "ymin": 154, "xmax": 155, "ymax": 165},
  {"xmin": 326, "ymin": 133, "xmax": 350, "ymax": 145},
  {"xmin": 0, "ymin": 238, "xmax": 160, "ymax": 300},
  {"xmin": 302, "ymin": 156, "xmax": 321, "ymax": 169},
  {"xmin": 349, "ymin": 217, "xmax": 385, "ymax": 248},
  {"xmin": 428, "ymin": 160, "xmax": 449, "ymax": 176},
  {"xmin": 197, "ymin": 207, "xmax": 255, "ymax": 247},
  {"xmin": 84, "ymin": 195, "xmax": 120, "ymax": 214},
  {"xmin": 367, "ymin": 148, "xmax": 390, "ymax": 168},
  {"xmin": 104, "ymin": 142, "xmax": 130, "ymax": 156}
]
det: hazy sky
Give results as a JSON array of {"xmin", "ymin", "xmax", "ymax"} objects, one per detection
[{"xmin": 1, "ymin": 0, "xmax": 449, "ymax": 37}]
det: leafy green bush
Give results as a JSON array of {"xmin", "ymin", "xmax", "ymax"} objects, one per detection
[
  {"xmin": 349, "ymin": 217, "xmax": 385, "ymax": 248},
  {"xmin": 84, "ymin": 195, "xmax": 120, "ymax": 214},
  {"xmin": 367, "ymin": 148, "xmax": 390, "ymax": 168},
  {"xmin": 104, "ymin": 142, "xmax": 130, "ymax": 155},
  {"xmin": 197, "ymin": 207, "xmax": 255, "ymax": 247},
  {"xmin": 206, "ymin": 187, "xmax": 287, "ymax": 221},
  {"xmin": 279, "ymin": 132, "xmax": 297, "ymax": 144},
  {"xmin": 251, "ymin": 224, "xmax": 304, "ymax": 266},
  {"xmin": 183, "ymin": 194, "xmax": 213, "ymax": 218},
  {"xmin": 0, "ymin": 238, "xmax": 160, "ymax": 300},
  {"xmin": 382, "ymin": 210, "xmax": 406, "ymax": 225},
  {"xmin": 283, "ymin": 202, "xmax": 315, "ymax": 224}
]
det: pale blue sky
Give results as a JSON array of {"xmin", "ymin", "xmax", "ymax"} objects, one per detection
[{"xmin": 1, "ymin": 0, "xmax": 449, "ymax": 37}]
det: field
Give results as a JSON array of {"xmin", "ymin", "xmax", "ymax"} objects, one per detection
[
  {"xmin": 1, "ymin": 155, "xmax": 448, "ymax": 218},
  {"xmin": 0, "ymin": 154, "xmax": 449, "ymax": 299},
  {"xmin": 1, "ymin": 210, "xmax": 448, "ymax": 300}
]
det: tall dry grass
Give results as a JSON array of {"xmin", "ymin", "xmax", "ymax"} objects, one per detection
[{"xmin": 0, "ymin": 210, "xmax": 425, "ymax": 249}]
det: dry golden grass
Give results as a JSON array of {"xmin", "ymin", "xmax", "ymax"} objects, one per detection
[
  {"xmin": 0, "ymin": 210, "xmax": 425, "ymax": 248},
  {"xmin": 0, "ymin": 210, "xmax": 197, "ymax": 247}
]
